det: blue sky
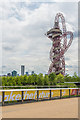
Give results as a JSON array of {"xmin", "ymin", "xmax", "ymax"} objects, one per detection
[{"xmin": 0, "ymin": 1, "xmax": 78, "ymax": 75}]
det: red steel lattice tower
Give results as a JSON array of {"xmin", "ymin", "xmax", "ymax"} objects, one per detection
[{"xmin": 46, "ymin": 13, "xmax": 73, "ymax": 75}]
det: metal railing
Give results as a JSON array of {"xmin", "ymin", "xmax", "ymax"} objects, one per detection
[
  {"xmin": 0, "ymin": 88, "xmax": 80, "ymax": 106},
  {"xmin": 0, "ymin": 85, "xmax": 78, "ymax": 89}
]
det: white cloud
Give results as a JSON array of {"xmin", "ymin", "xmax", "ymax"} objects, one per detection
[{"xmin": 1, "ymin": 2, "xmax": 78, "ymax": 75}]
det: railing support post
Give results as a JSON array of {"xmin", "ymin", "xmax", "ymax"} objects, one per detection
[
  {"xmin": 37, "ymin": 90, "xmax": 39, "ymax": 102},
  {"xmin": 50, "ymin": 90, "xmax": 51, "ymax": 100},
  {"xmin": 77, "ymin": 89, "xmax": 78, "ymax": 97},
  {"xmin": 22, "ymin": 91, "xmax": 24, "ymax": 103},
  {"xmin": 2, "ymin": 91, "xmax": 4, "ymax": 106},
  {"xmin": 69, "ymin": 89, "xmax": 70, "ymax": 98},
  {"xmin": 60, "ymin": 89, "xmax": 62, "ymax": 99}
]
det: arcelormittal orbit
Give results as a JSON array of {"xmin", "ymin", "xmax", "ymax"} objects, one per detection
[{"xmin": 46, "ymin": 13, "xmax": 73, "ymax": 75}]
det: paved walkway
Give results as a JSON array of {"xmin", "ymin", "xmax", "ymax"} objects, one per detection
[{"xmin": 2, "ymin": 98, "xmax": 78, "ymax": 118}]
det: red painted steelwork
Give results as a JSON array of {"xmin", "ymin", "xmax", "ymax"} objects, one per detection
[{"xmin": 46, "ymin": 13, "xmax": 73, "ymax": 75}]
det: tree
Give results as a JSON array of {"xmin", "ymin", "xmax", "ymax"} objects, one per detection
[
  {"xmin": 64, "ymin": 74, "xmax": 72, "ymax": 82},
  {"xmin": 15, "ymin": 76, "xmax": 22, "ymax": 86},
  {"xmin": 21, "ymin": 75, "xmax": 28, "ymax": 85},
  {"xmin": 71, "ymin": 72, "xmax": 78, "ymax": 82},
  {"xmin": 37, "ymin": 73, "xmax": 44, "ymax": 86},
  {"xmin": 2, "ymin": 76, "xmax": 8, "ymax": 86},
  {"xmin": 12, "ymin": 77, "xmax": 16, "ymax": 86},
  {"xmin": 31, "ymin": 74, "xmax": 38, "ymax": 85},
  {"xmin": 8, "ymin": 76, "xmax": 13, "ymax": 86},
  {"xmin": 27, "ymin": 75, "xmax": 32, "ymax": 85},
  {"xmin": 54, "ymin": 73, "xmax": 64, "ymax": 84},
  {"xmin": 48, "ymin": 72, "xmax": 56, "ymax": 85},
  {"xmin": 43, "ymin": 74, "xmax": 49, "ymax": 85}
]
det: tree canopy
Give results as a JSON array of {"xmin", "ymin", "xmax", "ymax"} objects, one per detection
[{"xmin": 1, "ymin": 72, "xmax": 80, "ymax": 88}]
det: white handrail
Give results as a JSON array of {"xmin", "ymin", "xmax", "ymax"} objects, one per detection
[{"xmin": 0, "ymin": 88, "xmax": 79, "ymax": 92}]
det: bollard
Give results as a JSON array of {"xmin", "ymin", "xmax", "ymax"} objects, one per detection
[{"xmin": 2, "ymin": 91, "xmax": 4, "ymax": 106}]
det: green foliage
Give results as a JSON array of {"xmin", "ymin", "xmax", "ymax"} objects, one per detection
[
  {"xmin": 54, "ymin": 73, "xmax": 64, "ymax": 84},
  {"xmin": 43, "ymin": 74, "xmax": 49, "ymax": 85},
  {"xmin": 31, "ymin": 74, "xmax": 38, "ymax": 85},
  {"xmin": 64, "ymin": 74, "xmax": 72, "ymax": 82},
  {"xmin": 21, "ymin": 75, "xmax": 28, "ymax": 85},
  {"xmin": 48, "ymin": 72, "xmax": 56, "ymax": 85},
  {"xmin": 37, "ymin": 73, "xmax": 44, "ymax": 86},
  {"xmin": 72, "ymin": 72, "xmax": 79, "ymax": 82},
  {"xmin": 56, "ymin": 82, "xmax": 77, "ymax": 88},
  {"xmin": 1, "ymin": 72, "xmax": 80, "ymax": 88},
  {"xmin": 27, "ymin": 75, "xmax": 32, "ymax": 85}
]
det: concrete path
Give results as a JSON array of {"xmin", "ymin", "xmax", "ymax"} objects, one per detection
[{"xmin": 2, "ymin": 98, "xmax": 78, "ymax": 118}]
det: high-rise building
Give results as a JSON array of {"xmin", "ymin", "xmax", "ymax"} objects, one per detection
[
  {"xmin": 31, "ymin": 71, "xmax": 34, "ymax": 75},
  {"xmin": 21, "ymin": 65, "xmax": 25, "ymax": 76},
  {"xmin": 7, "ymin": 73, "xmax": 11, "ymax": 76},
  {"xmin": 26, "ymin": 72, "xmax": 29, "ymax": 76},
  {"xmin": 12, "ymin": 70, "xmax": 17, "ymax": 77}
]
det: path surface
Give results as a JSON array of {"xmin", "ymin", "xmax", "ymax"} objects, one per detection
[{"xmin": 2, "ymin": 98, "xmax": 78, "ymax": 118}]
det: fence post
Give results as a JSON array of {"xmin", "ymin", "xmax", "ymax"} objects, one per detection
[
  {"xmin": 22, "ymin": 91, "xmax": 24, "ymax": 103},
  {"xmin": 60, "ymin": 89, "xmax": 62, "ymax": 99},
  {"xmin": 2, "ymin": 91, "xmax": 4, "ymax": 106},
  {"xmin": 77, "ymin": 89, "xmax": 78, "ymax": 97},
  {"xmin": 50, "ymin": 90, "xmax": 51, "ymax": 100},
  {"xmin": 69, "ymin": 89, "xmax": 70, "ymax": 98},
  {"xmin": 37, "ymin": 90, "xmax": 39, "ymax": 101}
]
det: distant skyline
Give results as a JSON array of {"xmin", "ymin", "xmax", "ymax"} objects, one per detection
[{"xmin": 0, "ymin": 2, "xmax": 78, "ymax": 76}]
